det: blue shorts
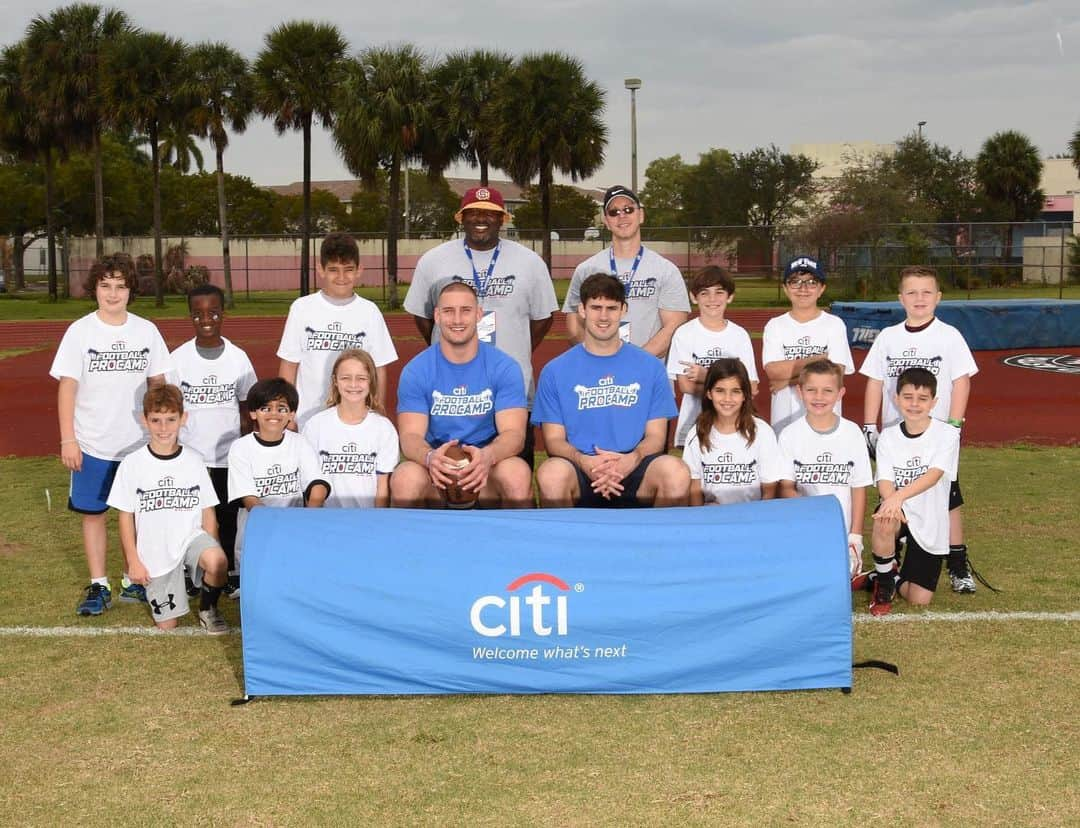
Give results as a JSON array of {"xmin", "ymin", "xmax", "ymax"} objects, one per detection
[
  {"xmin": 574, "ymin": 453, "xmax": 662, "ymax": 508},
  {"xmin": 69, "ymin": 453, "xmax": 121, "ymax": 514}
]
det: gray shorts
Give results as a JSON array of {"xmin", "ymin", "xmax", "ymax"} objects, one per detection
[{"xmin": 146, "ymin": 532, "xmax": 221, "ymax": 623}]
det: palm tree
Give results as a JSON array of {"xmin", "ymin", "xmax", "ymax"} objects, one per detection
[
  {"xmin": 429, "ymin": 50, "xmax": 512, "ymax": 186},
  {"xmin": 253, "ymin": 21, "xmax": 347, "ymax": 297},
  {"xmin": 1, "ymin": 42, "xmax": 67, "ymax": 301},
  {"xmin": 158, "ymin": 124, "xmax": 205, "ymax": 173},
  {"xmin": 975, "ymin": 130, "xmax": 1044, "ymax": 262},
  {"xmin": 24, "ymin": 3, "xmax": 132, "ymax": 260},
  {"xmin": 488, "ymin": 53, "xmax": 607, "ymax": 269},
  {"xmin": 187, "ymin": 42, "xmax": 253, "ymax": 309},
  {"xmin": 332, "ymin": 45, "xmax": 431, "ymax": 309},
  {"xmin": 102, "ymin": 31, "xmax": 190, "ymax": 305}
]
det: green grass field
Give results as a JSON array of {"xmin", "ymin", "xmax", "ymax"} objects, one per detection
[{"xmin": 1, "ymin": 447, "xmax": 1077, "ymax": 825}]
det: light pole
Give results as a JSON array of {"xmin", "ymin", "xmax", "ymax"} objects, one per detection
[
  {"xmin": 624, "ymin": 78, "xmax": 642, "ymax": 191},
  {"xmin": 917, "ymin": 120, "xmax": 927, "ymax": 141}
]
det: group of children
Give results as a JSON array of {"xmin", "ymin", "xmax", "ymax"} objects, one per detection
[{"xmin": 52, "ymin": 235, "xmax": 978, "ymax": 632}]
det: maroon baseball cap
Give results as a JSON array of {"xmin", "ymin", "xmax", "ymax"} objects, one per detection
[{"xmin": 455, "ymin": 186, "xmax": 509, "ymax": 221}]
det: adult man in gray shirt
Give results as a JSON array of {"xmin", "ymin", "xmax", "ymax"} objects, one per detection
[{"xmin": 563, "ymin": 185, "xmax": 690, "ymax": 360}]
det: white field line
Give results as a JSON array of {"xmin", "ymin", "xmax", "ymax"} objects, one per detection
[{"xmin": 0, "ymin": 611, "xmax": 1076, "ymax": 637}]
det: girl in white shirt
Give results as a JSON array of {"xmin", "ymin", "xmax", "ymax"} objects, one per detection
[
  {"xmin": 302, "ymin": 348, "xmax": 399, "ymax": 508},
  {"xmin": 682, "ymin": 358, "xmax": 784, "ymax": 506}
]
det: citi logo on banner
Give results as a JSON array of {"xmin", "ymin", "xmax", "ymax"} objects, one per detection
[{"xmin": 470, "ymin": 572, "xmax": 576, "ymax": 638}]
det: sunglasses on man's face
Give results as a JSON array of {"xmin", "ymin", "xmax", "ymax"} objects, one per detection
[{"xmin": 606, "ymin": 205, "xmax": 637, "ymax": 217}]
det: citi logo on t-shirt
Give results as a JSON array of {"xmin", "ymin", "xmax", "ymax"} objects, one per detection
[
  {"xmin": 87, "ymin": 342, "xmax": 150, "ymax": 372},
  {"xmin": 181, "ymin": 377, "xmax": 235, "ymax": 406},
  {"xmin": 885, "ymin": 354, "xmax": 942, "ymax": 376},
  {"xmin": 782, "ymin": 337, "xmax": 825, "ymax": 360},
  {"xmin": 690, "ymin": 347, "xmax": 725, "ymax": 367},
  {"xmin": 431, "ymin": 388, "xmax": 493, "ymax": 416},
  {"xmin": 135, "ymin": 477, "xmax": 201, "ymax": 512},
  {"xmin": 702, "ymin": 458, "xmax": 758, "ymax": 485},
  {"xmin": 573, "ymin": 378, "xmax": 640, "ymax": 410},
  {"xmin": 894, "ymin": 458, "xmax": 929, "ymax": 487},
  {"xmin": 319, "ymin": 448, "xmax": 376, "ymax": 475},
  {"xmin": 793, "ymin": 454, "xmax": 855, "ymax": 485}
]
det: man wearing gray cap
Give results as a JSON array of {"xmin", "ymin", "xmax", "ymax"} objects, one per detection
[{"xmin": 562, "ymin": 185, "xmax": 689, "ymax": 360}]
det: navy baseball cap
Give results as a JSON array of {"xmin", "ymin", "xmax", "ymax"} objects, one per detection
[
  {"xmin": 603, "ymin": 185, "xmax": 640, "ymax": 211},
  {"xmin": 784, "ymin": 255, "xmax": 826, "ymax": 282}
]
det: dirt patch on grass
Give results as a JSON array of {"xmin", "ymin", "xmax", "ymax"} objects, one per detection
[{"xmin": 0, "ymin": 535, "xmax": 28, "ymax": 558}]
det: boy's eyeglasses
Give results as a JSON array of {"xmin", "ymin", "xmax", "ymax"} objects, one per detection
[
  {"xmin": 606, "ymin": 205, "xmax": 637, "ymax": 217},
  {"xmin": 786, "ymin": 278, "xmax": 820, "ymax": 289},
  {"xmin": 191, "ymin": 312, "xmax": 222, "ymax": 321}
]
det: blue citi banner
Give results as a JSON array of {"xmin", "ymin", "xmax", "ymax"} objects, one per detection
[{"xmin": 240, "ymin": 497, "xmax": 852, "ymax": 696}]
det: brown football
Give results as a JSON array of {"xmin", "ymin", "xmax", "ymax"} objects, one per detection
[{"xmin": 441, "ymin": 443, "xmax": 478, "ymax": 509}]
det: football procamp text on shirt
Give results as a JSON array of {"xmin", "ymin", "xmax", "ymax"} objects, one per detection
[
  {"xmin": 301, "ymin": 408, "xmax": 399, "ymax": 509},
  {"xmin": 396, "ymin": 342, "xmax": 526, "ymax": 449},
  {"xmin": 777, "ymin": 416, "xmax": 873, "ymax": 532},
  {"xmin": 403, "ymin": 238, "xmax": 558, "ymax": 403},
  {"xmin": 276, "ymin": 292, "xmax": 398, "ymax": 428},
  {"xmin": 106, "ymin": 445, "xmax": 217, "ymax": 577},
  {"xmin": 562, "ymin": 247, "xmax": 690, "ymax": 349},
  {"xmin": 761, "ymin": 311, "xmax": 854, "ymax": 433},
  {"xmin": 665, "ymin": 317, "xmax": 758, "ymax": 447},
  {"xmin": 859, "ymin": 318, "xmax": 978, "ymax": 428},
  {"xmin": 681, "ymin": 417, "xmax": 785, "ymax": 505},
  {"xmin": 168, "ymin": 337, "xmax": 257, "ymax": 467},
  {"xmin": 49, "ymin": 312, "xmax": 174, "ymax": 461},
  {"xmin": 532, "ymin": 342, "xmax": 677, "ymax": 455},
  {"xmin": 875, "ymin": 418, "xmax": 960, "ymax": 555}
]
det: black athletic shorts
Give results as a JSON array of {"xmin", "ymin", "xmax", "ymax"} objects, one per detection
[
  {"xmin": 898, "ymin": 525, "xmax": 944, "ymax": 592},
  {"xmin": 574, "ymin": 453, "xmax": 662, "ymax": 508},
  {"xmin": 949, "ymin": 478, "xmax": 964, "ymax": 511}
]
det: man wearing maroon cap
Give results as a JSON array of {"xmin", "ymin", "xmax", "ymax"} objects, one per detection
[{"xmin": 404, "ymin": 185, "xmax": 558, "ymax": 467}]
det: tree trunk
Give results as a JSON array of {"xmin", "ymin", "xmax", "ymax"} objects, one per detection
[
  {"xmin": 151, "ymin": 122, "xmax": 165, "ymax": 306},
  {"xmin": 300, "ymin": 116, "xmax": 312, "ymax": 297},
  {"xmin": 12, "ymin": 233, "xmax": 25, "ymax": 291},
  {"xmin": 540, "ymin": 164, "xmax": 553, "ymax": 272},
  {"xmin": 215, "ymin": 145, "xmax": 234, "ymax": 309},
  {"xmin": 93, "ymin": 126, "xmax": 105, "ymax": 259},
  {"xmin": 43, "ymin": 149, "xmax": 58, "ymax": 302},
  {"xmin": 386, "ymin": 153, "xmax": 401, "ymax": 310},
  {"xmin": 479, "ymin": 157, "xmax": 489, "ymax": 187}
]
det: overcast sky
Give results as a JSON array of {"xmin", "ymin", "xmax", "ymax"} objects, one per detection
[{"xmin": 7, "ymin": 1, "xmax": 1080, "ymax": 189}]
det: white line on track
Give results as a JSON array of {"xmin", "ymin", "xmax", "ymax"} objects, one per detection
[{"xmin": 0, "ymin": 610, "xmax": 1076, "ymax": 637}]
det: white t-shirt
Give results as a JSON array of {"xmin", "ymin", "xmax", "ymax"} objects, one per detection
[
  {"xmin": 49, "ymin": 311, "xmax": 173, "ymax": 460},
  {"xmin": 168, "ymin": 338, "xmax": 257, "ymax": 467},
  {"xmin": 563, "ymin": 246, "xmax": 690, "ymax": 350},
  {"xmin": 226, "ymin": 430, "xmax": 326, "ymax": 562},
  {"xmin": 276, "ymin": 292, "xmax": 398, "ymax": 428},
  {"xmin": 761, "ymin": 311, "xmax": 854, "ymax": 433},
  {"xmin": 301, "ymin": 407, "xmax": 399, "ymax": 509},
  {"xmin": 106, "ymin": 445, "xmax": 217, "ymax": 577},
  {"xmin": 875, "ymin": 418, "xmax": 960, "ymax": 555},
  {"xmin": 778, "ymin": 416, "xmax": 873, "ymax": 532},
  {"xmin": 681, "ymin": 417, "xmax": 785, "ymax": 505},
  {"xmin": 665, "ymin": 318, "xmax": 758, "ymax": 447},
  {"xmin": 403, "ymin": 238, "xmax": 557, "ymax": 402},
  {"xmin": 859, "ymin": 318, "xmax": 978, "ymax": 428}
]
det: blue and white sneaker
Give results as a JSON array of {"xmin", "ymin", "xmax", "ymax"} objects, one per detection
[
  {"xmin": 119, "ymin": 581, "xmax": 148, "ymax": 603},
  {"xmin": 76, "ymin": 583, "xmax": 112, "ymax": 616}
]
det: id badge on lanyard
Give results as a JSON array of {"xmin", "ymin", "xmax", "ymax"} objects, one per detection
[
  {"xmin": 478, "ymin": 310, "xmax": 496, "ymax": 345},
  {"xmin": 618, "ymin": 320, "xmax": 631, "ymax": 343}
]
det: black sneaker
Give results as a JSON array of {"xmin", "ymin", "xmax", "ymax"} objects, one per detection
[{"xmin": 869, "ymin": 573, "xmax": 896, "ymax": 617}]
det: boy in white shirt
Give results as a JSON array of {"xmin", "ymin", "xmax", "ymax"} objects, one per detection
[
  {"xmin": 50, "ymin": 254, "xmax": 172, "ymax": 616},
  {"xmin": 778, "ymin": 360, "xmax": 873, "ymax": 585},
  {"xmin": 666, "ymin": 266, "xmax": 758, "ymax": 447},
  {"xmin": 861, "ymin": 265, "xmax": 979, "ymax": 593},
  {"xmin": 227, "ymin": 378, "xmax": 330, "ymax": 568},
  {"xmin": 867, "ymin": 367, "xmax": 960, "ymax": 616},
  {"xmin": 106, "ymin": 385, "xmax": 230, "ymax": 633},
  {"xmin": 762, "ymin": 256, "xmax": 854, "ymax": 433},
  {"xmin": 277, "ymin": 232, "xmax": 398, "ymax": 429},
  {"xmin": 169, "ymin": 284, "xmax": 257, "ymax": 597}
]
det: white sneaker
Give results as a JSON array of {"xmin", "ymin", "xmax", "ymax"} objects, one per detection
[{"xmin": 198, "ymin": 607, "xmax": 229, "ymax": 635}]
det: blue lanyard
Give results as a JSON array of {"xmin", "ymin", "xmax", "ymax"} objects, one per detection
[
  {"xmin": 610, "ymin": 245, "xmax": 644, "ymax": 287},
  {"xmin": 463, "ymin": 241, "xmax": 501, "ymax": 301}
]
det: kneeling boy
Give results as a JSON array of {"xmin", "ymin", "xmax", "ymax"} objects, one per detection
[
  {"xmin": 106, "ymin": 385, "xmax": 230, "ymax": 633},
  {"xmin": 868, "ymin": 367, "xmax": 960, "ymax": 616},
  {"xmin": 777, "ymin": 359, "xmax": 873, "ymax": 584}
]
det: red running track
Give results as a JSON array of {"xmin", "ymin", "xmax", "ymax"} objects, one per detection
[{"xmin": 2, "ymin": 313, "xmax": 1077, "ymax": 458}]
